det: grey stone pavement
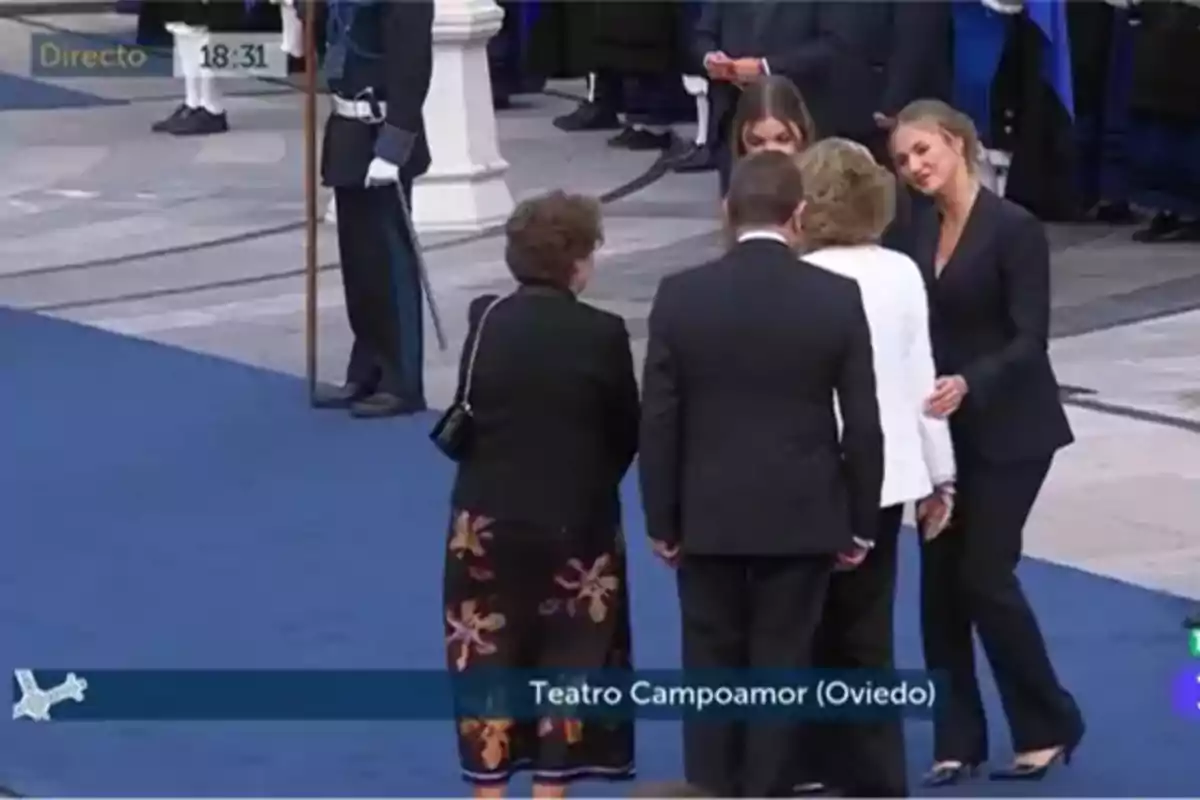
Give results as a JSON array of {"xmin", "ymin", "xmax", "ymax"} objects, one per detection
[{"xmin": 2, "ymin": 13, "xmax": 1199, "ymax": 602}]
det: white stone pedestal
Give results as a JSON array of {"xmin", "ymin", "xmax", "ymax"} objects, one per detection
[{"xmin": 412, "ymin": 0, "xmax": 514, "ymax": 233}]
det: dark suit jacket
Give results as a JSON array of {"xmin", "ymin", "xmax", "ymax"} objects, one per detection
[
  {"xmin": 320, "ymin": 0, "xmax": 433, "ymax": 187},
  {"xmin": 450, "ymin": 284, "xmax": 640, "ymax": 529},
  {"xmin": 638, "ymin": 238, "xmax": 884, "ymax": 557},
  {"xmin": 694, "ymin": 1, "xmax": 951, "ymax": 145},
  {"xmin": 913, "ymin": 189, "xmax": 1075, "ymax": 463}
]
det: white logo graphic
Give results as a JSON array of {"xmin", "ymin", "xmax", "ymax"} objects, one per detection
[{"xmin": 12, "ymin": 670, "xmax": 88, "ymax": 721}]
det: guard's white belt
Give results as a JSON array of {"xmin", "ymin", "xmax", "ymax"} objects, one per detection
[{"xmin": 331, "ymin": 95, "xmax": 386, "ymax": 121}]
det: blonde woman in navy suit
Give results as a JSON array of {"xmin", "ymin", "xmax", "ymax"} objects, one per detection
[
  {"xmin": 889, "ymin": 99, "xmax": 1082, "ymax": 786},
  {"xmin": 791, "ymin": 137, "xmax": 957, "ymax": 798}
]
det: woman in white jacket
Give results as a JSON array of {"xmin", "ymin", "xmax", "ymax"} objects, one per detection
[{"xmin": 791, "ymin": 137, "xmax": 957, "ymax": 797}]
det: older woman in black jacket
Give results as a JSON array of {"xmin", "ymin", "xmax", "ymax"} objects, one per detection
[{"xmin": 442, "ymin": 191, "xmax": 640, "ymax": 798}]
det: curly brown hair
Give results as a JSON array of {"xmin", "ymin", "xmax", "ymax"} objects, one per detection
[
  {"xmin": 504, "ymin": 190, "xmax": 604, "ymax": 288},
  {"xmin": 796, "ymin": 137, "xmax": 896, "ymax": 248}
]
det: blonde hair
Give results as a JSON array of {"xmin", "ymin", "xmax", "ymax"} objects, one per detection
[
  {"xmin": 796, "ymin": 137, "xmax": 896, "ymax": 248},
  {"xmin": 888, "ymin": 99, "xmax": 982, "ymax": 173}
]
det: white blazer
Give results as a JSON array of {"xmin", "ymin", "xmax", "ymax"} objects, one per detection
[{"xmin": 805, "ymin": 245, "xmax": 956, "ymax": 508}]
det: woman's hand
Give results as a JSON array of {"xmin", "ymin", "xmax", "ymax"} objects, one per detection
[
  {"xmin": 650, "ymin": 538, "xmax": 680, "ymax": 568},
  {"xmin": 917, "ymin": 483, "xmax": 956, "ymax": 541},
  {"xmin": 925, "ymin": 375, "xmax": 968, "ymax": 418}
]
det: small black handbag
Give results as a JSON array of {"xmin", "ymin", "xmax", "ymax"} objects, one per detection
[{"xmin": 430, "ymin": 295, "xmax": 507, "ymax": 460}]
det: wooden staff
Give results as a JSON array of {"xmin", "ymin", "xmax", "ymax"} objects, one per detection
[{"xmin": 303, "ymin": 0, "xmax": 319, "ymax": 401}]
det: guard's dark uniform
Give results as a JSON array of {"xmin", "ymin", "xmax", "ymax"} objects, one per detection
[{"xmin": 314, "ymin": 0, "xmax": 435, "ymax": 416}]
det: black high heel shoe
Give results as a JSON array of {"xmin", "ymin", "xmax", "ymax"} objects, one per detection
[
  {"xmin": 921, "ymin": 760, "xmax": 982, "ymax": 787},
  {"xmin": 989, "ymin": 744, "xmax": 1076, "ymax": 781}
]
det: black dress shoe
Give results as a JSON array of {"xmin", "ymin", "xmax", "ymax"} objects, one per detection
[
  {"xmin": 552, "ymin": 101, "xmax": 621, "ymax": 132},
  {"xmin": 1132, "ymin": 211, "xmax": 1183, "ymax": 242},
  {"xmin": 1185, "ymin": 611, "xmax": 1200, "ymax": 629},
  {"xmin": 607, "ymin": 127, "xmax": 673, "ymax": 150},
  {"xmin": 151, "ymin": 103, "xmax": 193, "ymax": 133},
  {"xmin": 311, "ymin": 382, "xmax": 374, "ymax": 409},
  {"xmin": 921, "ymin": 760, "xmax": 981, "ymax": 787},
  {"xmin": 350, "ymin": 392, "xmax": 425, "ymax": 418},
  {"xmin": 170, "ymin": 108, "xmax": 229, "ymax": 136}
]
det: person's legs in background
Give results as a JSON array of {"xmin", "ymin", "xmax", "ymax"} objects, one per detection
[
  {"xmin": 670, "ymin": 74, "xmax": 718, "ymax": 172},
  {"xmin": 1093, "ymin": 5, "xmax": 1138, "ymax": 223},
  {"xmin": 1128, "ymin": 115, "xmax": 1200, "ymax": 243},
  {"xmin": 152, "ymin": 23, "xmax": 228, "ymax": 136},
  {"xmin": 608, "ymin": 73, "xmax": 686, "ymax": 152},
  {"xmin": 1069, "ymin": 1, "xmax": 1137, "ymax": 223},
  {"xmin": 1126, "ymin": 2, "xmax": 1200, "ymax": 241}
]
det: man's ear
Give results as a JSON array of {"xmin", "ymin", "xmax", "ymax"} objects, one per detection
[{"xmin": 794, "ymin": 199, "xmax": 807, "ymax": 226}]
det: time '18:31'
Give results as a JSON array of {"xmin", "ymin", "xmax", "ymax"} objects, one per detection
[{"xmin": 199, "ymin": 42, "xmax": 268, "ymax": 71}]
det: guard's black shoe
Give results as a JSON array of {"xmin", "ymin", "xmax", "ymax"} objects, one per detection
[
  {"xmin": 151, "ymin": 103, "xmax": 193, "ymax": 133},
  {"xmin": 1184, "ymin": 611, "xmax": 1200, "ymax": 629},
  {"xmin": 311, "ymin": 382, "xmax": 374, "ymax": 409},
  {"xmin": 171, "ymin": 108, "xmax": 229, "ymax": 136},
  {"xmin": 552, "ymin": 101, "xmax": 620, "ymax": 132},
  {"xmin": 350, "ymin": 392, "xmax": 425, "ymax": 418}
]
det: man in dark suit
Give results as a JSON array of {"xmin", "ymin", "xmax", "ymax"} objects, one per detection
[
  {"xmin": 638, "ymin": 151, "xmax": 885, "ymax": 798},
  {"xmin": 695, "ymin": 0, "xmax": 951, "ymax": 194}
]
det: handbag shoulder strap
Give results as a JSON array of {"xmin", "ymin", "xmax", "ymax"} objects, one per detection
[{"xmin": 460, "ymin": 295, "xmax": 507, "ymax": 409}]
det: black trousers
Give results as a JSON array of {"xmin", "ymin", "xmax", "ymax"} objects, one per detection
[
  {"xmin": 333, "ymin": 181, "xmax": 425, "ymax": 403},
  {"xmin": 677, "ymin": 554, "xmax": 832, "ymax": 797},
  {"xmin": 798, "ymin": 504, "xmax": 907, "ymax": 796},
  {"xmin": 920, "ymin": 457, "xmax": 1082, "ymax": 762}
]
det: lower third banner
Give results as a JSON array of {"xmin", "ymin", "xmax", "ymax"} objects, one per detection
[{"xmin": 12, "ymin": 669, "xmax": 941, "ymax": 722}]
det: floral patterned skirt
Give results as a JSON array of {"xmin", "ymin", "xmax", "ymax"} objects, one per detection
[{"xmin": 443, "ymin": 509, "xmax": 636, "ymax": 785}]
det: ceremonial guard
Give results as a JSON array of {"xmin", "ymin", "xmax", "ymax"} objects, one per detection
[
  {"xmin": 310, "ymin": 0, "xmax": 435, "ymax": 417},
  {"xmin": 979, "ymin": 0, "xmax": 1079, "ymax": 220},
  {"xmin": 144, "ymin": 0, "xmax": 281, "ymax": 135}
]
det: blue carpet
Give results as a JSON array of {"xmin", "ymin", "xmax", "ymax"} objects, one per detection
[
  {"xmin": 0, "ymin": 72, "xmax": 123, "ymax": 111},
  {"xmin": 1, "ymin": 306, "xmax": 1197, "ymax": 796}
]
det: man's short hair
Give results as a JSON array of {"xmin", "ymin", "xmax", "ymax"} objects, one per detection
[{"xmin": 725, "ymin": 150, "xmax": 806, "ymax": 230}]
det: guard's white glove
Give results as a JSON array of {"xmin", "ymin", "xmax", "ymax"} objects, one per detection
[
  {"xmin": 682, "ymin": 75, "xmax": 708, "ymax": 96},
  {"xmin": 279, "ymin": 3, "xmax": 303, "ymax": 57},
  {"xmin": 365, "ymin": 157, "xmax": 400, "ymax": 187}
]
